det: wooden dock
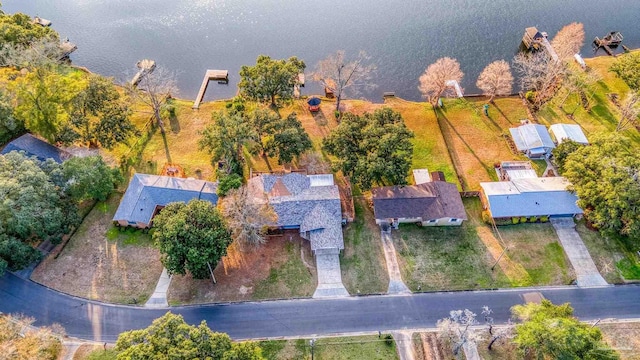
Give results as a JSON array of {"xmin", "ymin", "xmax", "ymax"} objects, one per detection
[
  {"xmin": 131, "ymin": 59, "xmax": 156, "ymax": 87},
  {"xmin": 522, "ymin": 27, "xmax": 558, "ymax": 62},
  {"xmin": 593, "ymin": 32, "xmax": 623, "ymax": 56},
  {"xmin": 192, "ymin": 70, "xmax": 229, "ymax": 109}
]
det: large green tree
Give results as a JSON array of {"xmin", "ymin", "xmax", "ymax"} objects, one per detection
[
  {"xmin": 610, "ymin": 52, "xmax": 640, "ymax": 91},
  {"xmin": 323, "ymin": 107, "xmax": 414, "ymax": 190},
  {"xmin": 0, "ymin": 89, "xmax": 23, "ymax": 144},
  {"xmin": 61, "ymin": 156, "xmax": 121, "ymax": 203},
  {"xmin": 238, "ymin": 55, "xmax": 305, "ymax": 107},
  {"xmin": 65, "ymin": 74, "xmax": 136, "ymax": 148},
  {"xmin": 558, "ymin": 134, "xmax": 640, "ymax": 238},
  {"xmin": 12, "ymin": 67, "xmax": 85, "ymax": 142},
  {"xmin": 115, "ymin": 312, "xmax": 263, "ymax": 360},
  {"xmin": 264, "ymin": 112, "xmax": 312, "ymax": 165},
  {"xmin": 0, "ymin": 12, "xmax": 58, "ymax": 47},
  {"xmin": 512, "ymin": 300, "xmax": 618, "ymax": 359},
  {"xmin": 152, "ymin": 200, "xmax": 232, "ymax": 279},
  {"xmin": 199, "ymin": 110, "xmax": 255, "ymax": 176}
]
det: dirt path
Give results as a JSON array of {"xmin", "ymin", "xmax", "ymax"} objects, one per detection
[{"xmin": 391, "ymin": 331, "xmax": 416, "ymax": 360}]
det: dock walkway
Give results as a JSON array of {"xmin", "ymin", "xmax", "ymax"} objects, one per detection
[
  {"xmin": 192, "ymin": 70, "xmax": 229, "ymax": 109},
  {"xmin": 131, "ymin": 59, "xmax": 156, "ymax": 87}
]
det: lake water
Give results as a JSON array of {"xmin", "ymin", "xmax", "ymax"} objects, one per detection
[{"xmin": 3, "ymin": 0, "xmax": 640, "ymax": 102}]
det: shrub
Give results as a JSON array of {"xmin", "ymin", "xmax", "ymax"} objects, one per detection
[
  {"xmin": 384, "ymin": 334, "xmax": 394, "ymax": 346},
  {"xmin": 512, "ymin": 217, "xmax": 520, "ymax": 225},
  {"xmin": 540, "ymin": 216, "xmax": 549, "ymax": 223},
  {"xmin": 482, "ymin": 211, "xmax": 493, "ymax": 224},
  {"xmin": 520, "ymin": 216, "xmax": 527, "ymax": 223},
  {"xmin": 529, "ymin": 216, "xmax": 538, "ymax": 223}
]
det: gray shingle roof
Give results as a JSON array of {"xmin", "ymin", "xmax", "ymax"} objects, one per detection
[
  {"xmin": 1, "ymin": 133, "xmax": 72, "ymax": 163},
  {"xmin": 248, "ymin": 173, "xmax": 344, "ymax": 251},
  {"xmin": 371, "ymin": 182, "xmax": 467, "ymax": 221},
  {"xmin": 480, "ymin": 177, "xmax": 583, "ymax": 218},
  {"xmin": 113, "ymin": 174, "xmax": 218, "ymax": 225}
]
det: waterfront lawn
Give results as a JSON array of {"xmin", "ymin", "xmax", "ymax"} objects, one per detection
[
  {"xmin": 537, "ymin": 52, "xmax": 640, "ymax": 145},
  {"xmin": 437, "ymin": 97, "xmax": 526, "ymax": 190},
  {"xmin": 340, "ymin": 197, "xmax": 389, "ymax": 295},
  {"xmin": 31, "ymin": 193, "xmax": 162, "ymax": 305},
  {"xmin": 577, "ymin": 220, "xmax": 640, "ymax": 282},
  {"xmin": 167, "ymin": 232, "xmax": 316, "ymax": 305},
  {"xmin": 260, "ymin": 335, "xmax": 399, "ymax": 360}
]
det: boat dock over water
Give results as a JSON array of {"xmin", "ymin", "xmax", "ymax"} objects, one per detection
[
  {"xmin": 33, "ymin": 16, "xmax": 51, "ymax": 27},
  {"xmin": 192, "ymin": 70, "xmax": 229, "ymax": 109},
  {"xmin": 593, "ymin": 31, "xmax": 623, "ymax": 56}
]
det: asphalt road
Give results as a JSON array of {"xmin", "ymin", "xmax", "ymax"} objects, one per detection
[{"xmin": 1, "ymin": 273, "xmax": 640, "ymax": 342}]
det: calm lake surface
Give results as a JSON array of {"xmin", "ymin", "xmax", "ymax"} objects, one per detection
[{"xmin": 4, "ymin": 0, "xmax": 640, "ymax": 102}]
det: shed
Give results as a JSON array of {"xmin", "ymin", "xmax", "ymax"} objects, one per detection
[
  {"xmin": 412, "ymin": 169, "xmax": 432, "ymax": 185},
  {"xmin": 509, "ymin": 124, "xmax": 555, "ymax": 158},
  {"xmin": 549, "ymin": 124, "xmax": 589, "ymax": 145}
]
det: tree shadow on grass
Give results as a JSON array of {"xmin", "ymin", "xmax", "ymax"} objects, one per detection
[
  {"xmin": 160, "ymin": 131, "xmax": 172, "ymax": 164},
  {"xmin": 437, "ymin": 109, "xmax": 497, "ymax": 186},
  {"xmin": 169, "ymin": 113, "xmax": 180, "ymax": 134}
]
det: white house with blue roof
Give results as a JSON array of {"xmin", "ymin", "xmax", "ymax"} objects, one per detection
[
  {"xmin": 113, "ymin": 174, "xmax": 218, "ymax": 228},
  {"xmin": 509, "ymin": 123, "xmax": 555, "ymax": 158},
  {"xmin": 480, "ymin": 177, "xmax": 583, "ymax": 220}
]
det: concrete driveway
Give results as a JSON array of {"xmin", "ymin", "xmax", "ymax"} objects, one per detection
[
  {"xmin": 550, "ymin": 218, "xmax": 608, "ymax": 287},
  {"xmin": 312, "ymin": 248, "xmax": 349, "ymax": 298}
]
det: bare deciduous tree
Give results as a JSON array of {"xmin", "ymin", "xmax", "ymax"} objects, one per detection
[
  {"xmin": 513, "ymin": 52, "xmax": 565, "ymax": 109},
  {"xmin": 418, "ymin": 57, "xmax": 464, "ymax": 107},
  {"xmin": 437, "ymin": 309, "xmax": 482, "ymax": 358},
  {"xmin": 221, "ymin": 186, "xmax": 277, "ymax": 249},
  {"xmin": 476, "ymin": 60, "xmax": 514, "ymax": 103},
  {"xmin": 559, "ymin": 68, "xmax": 600, "ymax": 109},
  {"xmin": 299, "ymin": 152, "xmax": 331, "ymax": 174},
  {"xmin": 312, "ymin": 50, "xmax": 376, "ymax": 112},
  {"xmin": 481, "ymin": 306, "xmax": 514, "ymax": 351},
  {"xmin": 616, "ymin": 93, "xmax": 640, "ymax": 132},
  {"xmin": 552, "ymin": 22, "xmax": 585, "ymax": 62},
  {"xmin": 128, "ymin": 65, "xmax": 178, "ymax": 133}
]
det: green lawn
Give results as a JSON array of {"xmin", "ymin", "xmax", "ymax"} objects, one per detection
[
  {"xmin": 394, "ymin": 199, "xmax": 510, "ymax": 291},
  {"xmin": 340, "ymin": 197, "xmax": 389, "ymax": 294},
  {"xmin": 260, "ymin": 335, "xmax": 398, "ymax": 360},
  {"xmin": 577, "ymin": 220, "xmax": 640, "ymax": 282}
]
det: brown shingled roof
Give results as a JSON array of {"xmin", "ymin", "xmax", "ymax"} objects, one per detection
[{"xmin": 371, "ymin": 182, "xmax": 466, "ymax": 221}]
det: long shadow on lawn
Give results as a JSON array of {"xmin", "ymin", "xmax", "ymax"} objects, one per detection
[{"xmin": 437, "ymin": 110, "xmax": 496, "ymax": 185}]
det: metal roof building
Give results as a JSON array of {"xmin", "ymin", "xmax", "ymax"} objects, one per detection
[
  {"xmin": 480, "ymin": 177, "xmax": 582, "ymax": 218},
  {"xmin": 509, "ymin": 124, "xmax": 555, "ymax": 158},
  {"xmin": 549, "ymin": 124, "xmax": 589, "ymax": 145}
]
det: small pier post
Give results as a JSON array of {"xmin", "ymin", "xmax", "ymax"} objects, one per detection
[{"xmin": 192, "ymin": 70, "xmax": 229, "ymax": 109}]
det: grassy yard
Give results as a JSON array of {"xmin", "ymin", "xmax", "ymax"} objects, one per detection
[
  {"xmin": 31, "ymin": 193, "xmax": 162, "ymax": 304},
  {"xmin": 340, "ymin": 197, "xmax": 389, "ymax": 295},
  {"xmin": 260, "ymin": 335, "xmax": 398, "ymax": 360},
  {"xmin": 577, "ymin": 220, "xmax": 640, "ymax": 282},
  {"xmin": 394, "ymin": 199, "xmax": 510, "ymax": 291},
  {"xmin": 167, "ymin": 232, "xmax": 316, "ymax": 304},
  {"xmin": 394, "ymin": 197, "xmax": 574, "ymax": 291},
  {"xmin": 436, "ymin": 97, "xmax": 527, "ymax": 190}
]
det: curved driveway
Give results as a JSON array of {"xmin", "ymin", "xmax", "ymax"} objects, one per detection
[{"xmin": 1, "ymin": 273, "xmax": 640, "ymax": 342}]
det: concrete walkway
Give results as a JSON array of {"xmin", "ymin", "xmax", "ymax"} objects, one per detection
[
  {"xmin": 462, "ymin": 341, "xmax": 481, "ymax": 360},
  {"xmin": 145, "ymin": 268, "xmax": 171, "ymax": 308},
  {"xmin": 391, "ymin": 330, "xmax": 416, "ymax": 360},
  {"xmin": 381, "ymin": 230, "xmax": 411, "ymax": 294},
  {"xmin": 312, "ymin": 249, "xmax": 349, "ymax": 298},
  {"xmin": 550, "ymin": 218, "xmax": 608, "ymax": 287}
]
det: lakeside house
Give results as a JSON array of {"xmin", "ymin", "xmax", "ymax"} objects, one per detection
[
  {"xmin": 247, "ymin": 173, "xmax": 344, "ymax": 254},
  {"xmin": 371, "ymin": 170, "xmax": 466, "ymax": 228},
  {"xmin": 113, "ymin": 174, "xmax": 218, "ymax": 228},
  {"xmin": 509, "ymin": 123, "xmax": 556, "ymax": 159},
  {"xmin": 549, "ymin": 123, "xmax": 589, "ymax": 145},
  {"xmin": 480, "ymin": 177, "xmax": 582, "ymax": 220},
  {"xmin": 1, "ymin": 133, "xmax": 72, "ymax": 163}
]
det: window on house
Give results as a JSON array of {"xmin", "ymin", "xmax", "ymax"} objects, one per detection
[
  {"xmin": 449, "ymin": 218, "xmax": 458, "ymax": 222},
  {"xmin": 428, "ymin": 219, "xmax": 437, "ymax": 223}
]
